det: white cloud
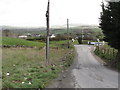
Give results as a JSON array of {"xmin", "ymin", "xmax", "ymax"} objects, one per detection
[{"xmin": 0, "ymin": 0, "xmax": 102, "ymax": 27}]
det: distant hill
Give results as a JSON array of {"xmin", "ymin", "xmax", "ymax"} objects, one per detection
[
  {"xmin": 1, "ymin": 25, "xmax": 46, "ymax": 31},
  {"xmin": 1, "ymin": 24, "xmax": 99, "ymax": 30},
  {"xmin": 1, "ymin": 26, "xmax": 46, "ymax": 34},
  {"xmin": 0, "ymin": 25, "xmax": 101, "ymax": 35}
]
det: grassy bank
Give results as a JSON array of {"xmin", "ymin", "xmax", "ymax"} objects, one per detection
[
  {"xmin": 94, "ymin": 45, "xmax": 118, "ymax": 61},
  {"xmin": 94, "ymin": 45, "xmax": 120, "ymax": 70},
  {"xmin": 2, "ymin": 40, "xmax": 75, "ymax": 88}
]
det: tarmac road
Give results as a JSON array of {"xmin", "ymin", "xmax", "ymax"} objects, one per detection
[{"xmin": 48, "ymin": 45, "xmax": 118, "ymax": 88}]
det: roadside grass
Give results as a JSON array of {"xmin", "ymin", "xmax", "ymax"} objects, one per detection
[
  {"xmin": 2, "ymin": 37, "xmax": 45, "ymax": 47},
  {"xmin": 2, "ymin": 43, "xmax": 75, "ymax": 88},
  {"xmin": 94, "ymin": 45, "xmax": 120, "ymax": 70}
]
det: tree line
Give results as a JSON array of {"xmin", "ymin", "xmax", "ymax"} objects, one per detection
[{"xmin": 99, "ymin": 1, "xmax": 120, "ymax": 66}]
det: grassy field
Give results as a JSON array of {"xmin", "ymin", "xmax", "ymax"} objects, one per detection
[
  {"xmin": 1, "ymin": 37, "xmax": 79, "ymax": 47},
  {"xmin": 2, "ymin": 37, "xmax": 76, "ymax": 88},
  {"xmin": 1, "ymin": 37, "xmax": 45, "ymax": 47},
  {"xmin": 50, "ymin": 40, "xmax": 78, "ymax": 48},
  {"xmin": 50, "ymin": 27, "xmax": 102, "ymax": 35},
  {"xmin": 2, "ymin": 48, "xmax": 75, "ymax": 88}
]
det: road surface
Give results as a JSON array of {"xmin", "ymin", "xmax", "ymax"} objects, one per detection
[{"xmin": 48, "ymin": 45, "xmax": 118, "ymax": 88}]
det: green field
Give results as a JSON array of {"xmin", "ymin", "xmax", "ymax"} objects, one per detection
[
  {"xmin": 50, "ymin": 28, "xmax": 102, "ymax": 35},
  {"xmin": 2, "ymin": 37, "xmax": 76, "ymax": 88},
  {"xmin": 2, "ymin": 48, "xmax": 75, "ymax": 88},
  {"xmin": 50, "ymin": 40, "xmax": 79, "ymax": 48},
  {"xmin": 1, "ymin": 36, "xmax": 79, "ymax": 49},
  {"xmin": 1, "ymin": 37, "xmax": 79, "ymax": 48},
  {"xmin": 2, "ymin": 37, "xmax": 45, "ymax": 47}
]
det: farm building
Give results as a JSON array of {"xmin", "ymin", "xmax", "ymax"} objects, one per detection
[
  {"xmin": 50, "ymin": 34, "xmax": 56, "ymax": 38},
  {"xmin": 18, "ymin": 35, "xmax": 27, "ymax": 39}
]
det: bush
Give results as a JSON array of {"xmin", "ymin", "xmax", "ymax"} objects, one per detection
[
  {"xmin": 94, "ymin": 46, "xmax": 117, "ymax": 61},
  {"xmin": 77, "ymin": 37, "xmax": 82, "ymax": 44}
]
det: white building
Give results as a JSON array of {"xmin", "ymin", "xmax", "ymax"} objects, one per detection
[
  {"xmin": 72, "ymin": 39, "xmax": 75, "ymax": 42},
  {"xmin": 50, "ymin": 34, "xmax": 56, "ymax": 38},
  {"xmin": 18, "ymin": 35, "xmax": 27, "ymax": 39}
]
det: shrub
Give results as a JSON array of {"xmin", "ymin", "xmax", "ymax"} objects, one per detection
[{"xmin": 77, "ymin": 37, "xmax": 82, "ymax": 44}]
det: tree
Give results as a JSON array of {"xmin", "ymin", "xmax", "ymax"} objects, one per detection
[
  {"xmin": 3, "ymin": 29, "xmax": 10, "ymax": 37},
  {"xmin": 78, "ymin": 37, "xmax": 82, "ymax": 44},
  {"xmin": 99, "ymin": 1, "xmax": 120, "ymax": 65}
]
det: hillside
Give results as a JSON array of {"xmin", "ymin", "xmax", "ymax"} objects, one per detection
[{"xmin": 1, "ymin": 37, "xmax": 45, "ymax": 47}]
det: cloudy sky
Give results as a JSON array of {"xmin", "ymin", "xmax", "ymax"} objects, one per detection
[{"xmin": 0, "ymin": 0, "xmax": 104, "ymax": 27}]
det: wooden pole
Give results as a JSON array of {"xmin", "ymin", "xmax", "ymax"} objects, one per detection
[
  {"xmin": 81, "ymin": 30, "xmax": 83, "ymax": 44},
  {"xmin": 67, "ymin": 19, "xmax": 69, "ymax": 48},
  {"xmin": 46, "ymin": 0, "xmax": 50, "ymax": 64}
]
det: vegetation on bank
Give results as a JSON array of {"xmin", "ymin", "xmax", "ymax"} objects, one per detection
[
  {"xmin": 2, "ymin": 37, "xmax": 76, "ymax": 88},
  {"xmin": 94, "ymin": 45, "xmax": 118, "ymax": 61},
  {"xmin": 94, "ymin": 45, "xmax": 120, "ymax": 70},
  {"xmin": 99, "ymin": 1, "xmax": 120, "ymax": 67}
]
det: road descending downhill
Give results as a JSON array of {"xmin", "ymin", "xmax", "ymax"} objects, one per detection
[
  {"xmin": 73, "ymin": 45, "xmax": 118, "ymax": 88},
  {"xmin": 48, "ymin": 45, "xmax": 118, "ymax": 88}
]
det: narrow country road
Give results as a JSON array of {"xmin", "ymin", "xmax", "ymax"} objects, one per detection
[{"xmin": 48, "ymin": 45, "xmax": 118, "ymax": 88}]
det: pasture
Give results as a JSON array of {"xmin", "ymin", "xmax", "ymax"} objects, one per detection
[
  {"xmin": 2, "ymin": 37, "xmax": 45, "ymax": 47},
  {"xmin": 2, "ymin": 37, "xmax": 76, "ymax": 88}
]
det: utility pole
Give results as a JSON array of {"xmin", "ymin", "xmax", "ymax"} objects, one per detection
[
  {"xmin": 67, "ymin": 19, "xmax": 69, "ymax": 48},
  {"xmin": 81, "ymin": 30, "xmax": 83, "ymax": 44},
  {"xmin": 46, "ymin": 0, "xmax": 50, "ymax": 64}
]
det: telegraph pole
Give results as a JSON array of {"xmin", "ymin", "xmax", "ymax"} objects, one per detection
[
  {"xmin": 81, "ymin": 30, "xmax": 83, "ymax": 44},
  {"xmin": 67, "ymin": 19, "xmax": 69, "ymax": 48},
  {"xmin": 46, "ymin": 0, "xmax": 50, "ymax": 64}
]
